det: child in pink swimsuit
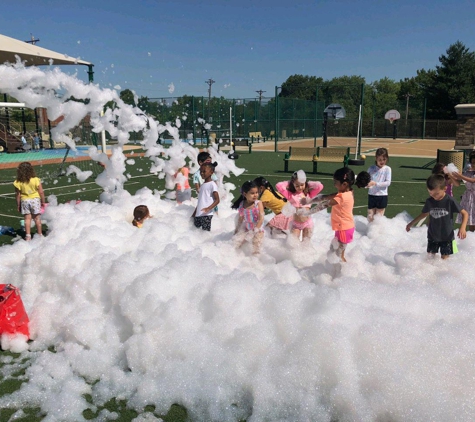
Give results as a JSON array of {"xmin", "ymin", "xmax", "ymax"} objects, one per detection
[
  {"xmin": 276, "ymin": 170, "xmax": 323, "ymax": 240},
  {"xmin": 232, "ymin": 180, "xmax": 265, "ymax": 254}
]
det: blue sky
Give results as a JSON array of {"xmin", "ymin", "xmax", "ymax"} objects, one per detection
[{"xmin": 2, "ymin": 0, "xmax": 475, "ymax": 100}]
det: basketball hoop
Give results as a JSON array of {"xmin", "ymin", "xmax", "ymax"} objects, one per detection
[{"xmin": 384, "ymin": 109, "xmax": 401, "ymax": 123}]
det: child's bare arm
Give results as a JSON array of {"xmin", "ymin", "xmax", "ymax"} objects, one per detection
[
  {"xmin": 406, "ymin": 212, "xmax": 429, "ymax": 232},
  {"xmin": 256, "ymin": 201, "xmax": 265, "ymax": 230},
  {"xmin": 202, "ymin": 192, "xmax": 220, "ymax": 214},
  {"xmin": 38, "ymin": 183, "xmax": 46, "ymax": 205},
  {"xmin": 458, "ymin": 209, "xmax": 468, "ymax": 239},
  {"xmin": 235, "ymin": 215, "xmax": 244, "ymax": 234},
  {"xmin": 453, "ymin": 172, "xmax": 475, "ymax": 183},
  {"xmin": 15, "ymin": 189, "xmax": 21, "ymax": 212},
  {"xmin": 447, "ymin": 174, "xmax": 461, "ymax": 187}
]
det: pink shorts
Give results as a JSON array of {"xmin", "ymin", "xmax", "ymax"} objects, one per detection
[
  {"xmin": 269, "ymin": 213, "xmax": 292, "ymax": 231},
  {"xmin": 334, "ymin": 227, "xmax": 355, "ymax": 244},
  {"xmin": 291, "ymin": 217, "xmax": 313, "ymax": 231}
]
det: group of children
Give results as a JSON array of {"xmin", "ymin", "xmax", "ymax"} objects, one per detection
[{"xmin": 13, "ymin": 147, "xmax": 475, "ymax": 261}]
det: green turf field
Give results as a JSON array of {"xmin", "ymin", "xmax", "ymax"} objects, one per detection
[{"xmin": 0, "ymin": 150, "xmax": 465, "ymax": 247}]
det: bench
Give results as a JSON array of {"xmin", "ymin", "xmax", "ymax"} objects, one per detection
[
  {"xmin": 284, "ymin": 147, "xmax": 318, "ymax": 173},
  {"xmin": 249, "ymin": 131, "xmax": 266, "ymax": 143},
  {"xmin": 314, "ymin": 147, "xmax": 350, "ymax": 173},
  {"xmin": 217, "ymin": 138, "xmax": 252, "ymax": 154},
  {"xmin": 283, "ymin": 146, "xmax": 350, "ymax": 174}
]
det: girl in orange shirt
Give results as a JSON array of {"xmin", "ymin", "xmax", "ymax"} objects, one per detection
[
  {"xmin": 329, "ymin": 167, "xmax": 356, "ymax": 262},
  {"xmin": 306, "ymin": 167, "xmax": 357, "ymax": 262}
]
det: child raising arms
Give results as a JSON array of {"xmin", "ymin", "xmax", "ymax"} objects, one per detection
[
  {"xmin": 14, "ymin": 162, "xmax": 46, "ymax": 240},
  {"xmin": 406, "ymin": 174, "xmax": 467, "ymax": 259},
  {"xmin": 192, "ymin": 162, "xmax": 220, "ymax": 231},
  {"xmin": 232, "ymin": 180, "xmax": 265, "ymax": 254},
  {"xmin": 254, "ymin": 176, "xmax": 291, "ymax": 234},
  {"xmin": 432, "ymin": 162, "xmax": 460, "ymax": 197},
  {"xmin": 276, "ymin": 170, "xmax": 323, "ymax": 240},
  {"xmin": 367, "ymin": 148, "xmax": 391, "ymax": 222}
]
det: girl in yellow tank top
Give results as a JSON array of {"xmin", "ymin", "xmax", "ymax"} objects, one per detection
[{"xmin": 254, "ymin": 177, "xmax": 291, "ymax": 234}]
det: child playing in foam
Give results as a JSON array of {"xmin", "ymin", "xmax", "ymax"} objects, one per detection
[
  {"xmin": 276, "ymin": 170, "xmax": 323, "ymax": 240},
  {"xmin": 254, "ymin": 176, "xmax": 291, "ymax": 235},
  {"xmin": 232, "ymin": 180, "xmax": 265, "ymax": 255},
  {"xmin": 13, "ymin": 162, "xmax": 46, "ymax": 240},
  {"xmin": 132, "ymin": 205, "xmax": 151, "ymax": 228}
]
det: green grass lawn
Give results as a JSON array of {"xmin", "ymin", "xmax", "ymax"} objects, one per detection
[
  {"xmin": 0, "ymin": 150, "xmax": 466, "ymax": 246},
  {"xmin": 0, "ymin": 149, "xmax": 466, "ymax": 420}
]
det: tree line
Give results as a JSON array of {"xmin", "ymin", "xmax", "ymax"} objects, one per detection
[{"xmin": 280, "ymin": 41, "xmax": 475, "ymax": 121}]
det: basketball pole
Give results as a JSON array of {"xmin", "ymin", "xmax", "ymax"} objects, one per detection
[
  {"xmin": 229, "ymin": 107, "xmax": 232, "ymax": 145},
  {"xmin": 355, "ymin": 105, "xmax": 362, "ymax": 159}
]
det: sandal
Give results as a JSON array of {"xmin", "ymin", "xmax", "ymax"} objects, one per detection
[{"xmin": 25, "ymin": 234, "xmax": 31, "ymax": 241}]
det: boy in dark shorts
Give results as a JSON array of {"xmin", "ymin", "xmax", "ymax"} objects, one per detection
[{"xmin": 406, "ymin": 174, "xmax": 468, "ymax": 259}]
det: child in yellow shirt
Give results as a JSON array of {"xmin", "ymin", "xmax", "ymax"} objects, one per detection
[{"xmin": 13, "ymin": 162, "xmax": 46, "ymax": 240}]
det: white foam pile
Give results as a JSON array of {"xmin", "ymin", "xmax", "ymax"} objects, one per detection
[{"xmin": 1, "ymin": 63, "xmax": 475, "ymax": 421}]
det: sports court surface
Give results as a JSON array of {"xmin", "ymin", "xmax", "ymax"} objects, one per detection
[{"xmin": 252, "ymin": 136, "xmax": 456, "ymax": 158}]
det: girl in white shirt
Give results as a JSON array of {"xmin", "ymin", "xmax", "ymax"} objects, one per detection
[{"xmin": 367, "ymin": 148, "xmax": 392, "ymax": 222}]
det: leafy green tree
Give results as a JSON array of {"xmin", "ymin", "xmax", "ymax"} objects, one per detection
[
  {"xmin": 411, "ymin": 41, "xmax": 475, "ymax": 119},
  {"xmin": 368, "ymin": 77, "xmax": 400, "ymax": 120},
  {"xmin": 280, "ymin": 75, "xmax": 323, "ymax": 100},
  {"xmin": 119, "ymin": 89, "xmax": 137, "ymax": 106}
]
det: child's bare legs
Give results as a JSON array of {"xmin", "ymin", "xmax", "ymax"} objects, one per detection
[
  {"xmin": 252, "ymin": 231, "xmax": 264, "ymax": 255},
  {"xmin": 33, "ymin": 213, "xmax": 42, "ymax": 236},
  {"xmin": 441, "ymin": 254, "xmax": 449, "ymax": 260},
  {"xmin": 291, "ymin": 228, "xmax": 301, "ymax": 238},
  {"xmin": 338, "ymin": 242, "xmax": 347, "ymax": 262},
  {"xmin": 302, "ymin": 227, "xmax": 313, "ymax": 241},
  {"xmin": 24, "ymin": 214, "xmax": 32, "ymax": 240},
  {"xmin": 233, "ymin": 230, "xmax": 248, "ymax": 249},
  {"xmin": 367, "ymin": 208, "xmax": 375, "ymax": 222}
]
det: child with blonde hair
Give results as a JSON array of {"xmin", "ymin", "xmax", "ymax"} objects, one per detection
[
  {"xmin": 14, "ymin": 162, "xmax": 45, "ymax": 240},
  {"xmin": 276, "ymin": 170, "xmax": 323, "ymax": 240}
]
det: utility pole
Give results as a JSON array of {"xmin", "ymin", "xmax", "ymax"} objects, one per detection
[
  {"xmin": 25, "ymin": 33, "xmax": 40, "ymax": 45},
  {"xmin": 205, "ymin": 78, "xmax": 215, "ymax": 120},
  {"xmin": 255, "ymin": 90, "xmax": 266, "ymax": 133},
  {"xmin": 256, "ymin": 90, "xmax": 266, "ymax": 102},
  {"xmin": 405, "ymin": 93, "xmax": 413, "ymax": 122}
]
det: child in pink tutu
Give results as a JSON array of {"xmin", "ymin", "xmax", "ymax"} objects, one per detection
[{"xmin": 276, "ymin": 170, "xmax": 323, "ymax": 240}]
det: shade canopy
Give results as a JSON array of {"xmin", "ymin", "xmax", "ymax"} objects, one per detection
[{"xmin": 0, "ymin": 33, "xmax": 92, "ymax": 67}]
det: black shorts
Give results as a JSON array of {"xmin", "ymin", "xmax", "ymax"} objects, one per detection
[
  {"xmin": 368, "ymin": 195, "xmax": 388, "ymax": 210},
  {"xmin": 194, "ymin": 215, "xmax": 213, "ymax": 231},
  {"xmin": 427, "ymin": 239, "xmax": 453, "ymax": 256}
]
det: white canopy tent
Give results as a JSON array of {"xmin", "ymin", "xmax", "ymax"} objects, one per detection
[{"xmin": 0, "ymin": 33, "xmax": 93, "ymax": 68}]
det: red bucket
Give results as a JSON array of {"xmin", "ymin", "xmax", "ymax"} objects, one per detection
[{"xmin": 0, "ymin": 284, "xmax": 30, "ymax": 338}]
